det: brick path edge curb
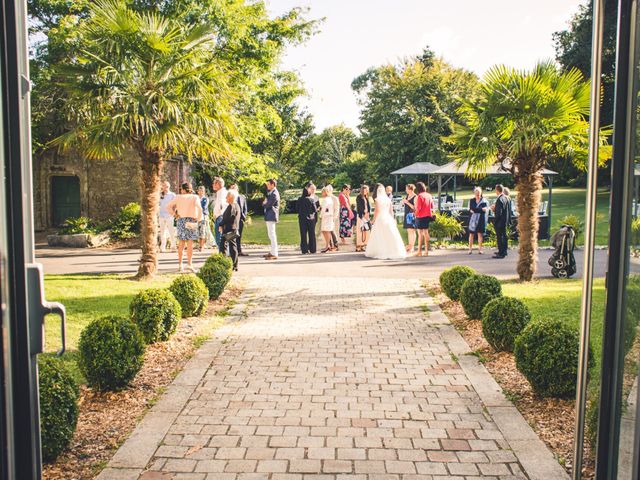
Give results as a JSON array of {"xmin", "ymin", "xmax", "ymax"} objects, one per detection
[
  {"xmin": 415, "ymin": 289, "xmax": 570, "ymax": 480},
  {"xmin": 94, "ymin": 287, "xmax": 252, "ymax": 480}
]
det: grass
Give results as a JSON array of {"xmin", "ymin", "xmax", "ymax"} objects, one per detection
[
  {"xmin": 241, "ymin": 187, "xmax": 611, "ymax": 246},
  {"xmin": 42, "ymin": 274, "xmax": 175, "ymax": 382},
  {"xmin": 502, "ymin": 278, "xmax": 606, "ymax": 374}
]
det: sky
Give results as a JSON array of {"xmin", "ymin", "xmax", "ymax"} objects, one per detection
[{"xmin": 266, "ymin": 0, "xmax": 585, "ymax": 132}]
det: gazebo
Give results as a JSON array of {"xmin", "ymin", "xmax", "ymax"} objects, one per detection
[
  {"xmin": 431, "ymin": 160, "xmax": 559, "ymax": 238},
  {"xmin": 390, "ymin": 162, "xmax": 440, "ymax": 192}
]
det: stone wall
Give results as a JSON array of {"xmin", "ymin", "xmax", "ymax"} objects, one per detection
[{"xmin": 34, "ymin": 150, "xmax": 191, "ymax": 230}]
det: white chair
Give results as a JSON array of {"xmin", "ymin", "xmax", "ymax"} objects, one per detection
[{"xmin": 539, "ymin": 201, "xmax": 548, "ymax": 215}]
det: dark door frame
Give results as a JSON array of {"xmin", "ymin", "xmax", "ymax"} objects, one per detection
[
  {"xmin": 0, "ymin": 0, "xmax": 42, "ymax": 477},
  {"xmin": 595, "ymin": 0, "xmax": 640, "ymax": 477}
]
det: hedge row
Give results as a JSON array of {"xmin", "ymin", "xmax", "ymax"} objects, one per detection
[
  {"xmin": 439, "ymin": 267, "xmax": 588, "ymax": 399},
  {"xmin": 42, "ymin": 254, "xmax": 234, "ymax": 463}
]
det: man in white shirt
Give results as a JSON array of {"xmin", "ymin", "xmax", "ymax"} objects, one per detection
[
  {"xmin": 158, "ymin": 181, "xmax": 176, "ymax": 252},
  {"xmin": 211, "ymin": 177, "xmax": 228, "ymax": 251}
]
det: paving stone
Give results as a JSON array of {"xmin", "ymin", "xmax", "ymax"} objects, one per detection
[{"xmin": 101, "ymin": 276, "xmax": 570, "ymax": 480}]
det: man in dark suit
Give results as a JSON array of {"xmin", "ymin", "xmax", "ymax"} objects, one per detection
[
  {"xmin": 492, "ymin": 184, "xmax": 511, "ymax": 259},
  {"xmin": 219, "ymin": 190, "xmax": 242, "ymax": 271},
  {"xmin": 229, "ymin": 184, "xmax": 248, "ymax": 256},
  {"xmin": 263, "ymin": 179, "xmax": 280, "ymax": 260}
]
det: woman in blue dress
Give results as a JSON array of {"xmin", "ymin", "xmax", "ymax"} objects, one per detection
[{"xmin": 468, "ymin": 187, "xmax": 488, "ymax": 254}]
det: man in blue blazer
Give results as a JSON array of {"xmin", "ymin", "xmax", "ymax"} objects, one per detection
[{"xmin": 263, "ymin": 179, "xmax": 280, "ymax": 260}]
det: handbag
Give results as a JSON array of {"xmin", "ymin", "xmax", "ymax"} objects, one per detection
[
  {"xmin": 360, "ymin": 220, "xmax": 371, "ymax": 232},
  {"xmin": 406, "ymin": 212, "xmax": 415, "ymax": 227},
  {"xmin": 185, "ymin": 221, "xmax": 198, "ymax": 231},
  {"xmin": 469, "ymin": 213, "xmax": 480, "ymax": 232},
  {"xmin": 223, "ymin": 230, "xmax": 240, "ymax": 241}
]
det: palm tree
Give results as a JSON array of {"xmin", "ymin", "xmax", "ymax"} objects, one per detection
[
  {"xmin": 54, "ymin": 0, "xmax": 237, "ymax": 279},
  {"xmin": 446, "ymin": 61, "xmax": 610, "ymax": 281}
]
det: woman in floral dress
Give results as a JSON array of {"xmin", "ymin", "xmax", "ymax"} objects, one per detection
[{"xmin": 338, "ymin": 184, "xmax": 354, "ymax": 243}]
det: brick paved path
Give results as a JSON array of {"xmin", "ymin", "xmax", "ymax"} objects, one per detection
[{"xmin": 140, "ymin": 276, "xmax": 529, "ymax": 480}]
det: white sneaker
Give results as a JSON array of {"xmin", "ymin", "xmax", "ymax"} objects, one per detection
[
  {"xmin": 186, "ymin": 264, "xmax": 196, "ymax": 273},
  {"xmin": 177, "ymin": 265, "xmax": 184, "ymax": 273}
]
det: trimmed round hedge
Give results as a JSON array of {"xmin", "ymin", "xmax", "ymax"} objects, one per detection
[
  {"xmin": 38, "ymin": 355, "xmax": 79, "ymax": 462},
  {"xmin": 78, "ymin": 316, "xmax": 146, "ymax": 391},
  {"xmin": 459, "ymin": 274, "xmax": 502, "ymax": 319},
  {"xmin": 169, "ymin": 275, "xmax": 209, "ymax": 318},
  {"xmin": 198, "ymin": 253, "xmax": 233, "ymax": 300},
  {"xmin": 129, "ymin": 288, "xmax": 182, "ymax": 343},
  {"xmin": 481, "ymin": 296, "xmax": 531, "ymax": 352},
  {"xmin": 440, "ymin": 266, "xmax": 476, "ymax": 301},
  {"xmin": 514, "ymin": 318, "xmax": 592, "ymax": 398}
]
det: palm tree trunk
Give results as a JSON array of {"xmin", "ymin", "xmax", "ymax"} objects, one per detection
[
  {"xmin": 135, "ymin": 149, "xmax": 164, "ymax": 279},
  {"xmin": 515, "ymin": 169, "xmax": 543, "ymax": 281}
]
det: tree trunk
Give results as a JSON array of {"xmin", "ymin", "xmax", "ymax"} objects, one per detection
[
  {"xmin": 135, "ymin": 149, "xmax": 164, "ymax": 280},
  {"xmin": 515, "ymin": 169, "xmax": 543, "ymax": 282}
]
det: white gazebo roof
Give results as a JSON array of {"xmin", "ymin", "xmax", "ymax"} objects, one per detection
[
  {"xmin": 431, "ymin": 160, "xmax": 558, "ymax": 177},
  {"xmin": 390, "ymin": 162, "xmax": 440, "ymax": 175}
]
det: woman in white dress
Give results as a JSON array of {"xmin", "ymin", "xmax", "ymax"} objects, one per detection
[
  {"xmin": 365, "ymin": 184, "xmax": 407, "ymax": 260},
  {"xmin": 320, "ymin": 187, "xmax": 336, "ymax": 253}
]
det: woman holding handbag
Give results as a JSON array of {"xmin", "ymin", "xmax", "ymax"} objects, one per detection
[
  {"xmin": 355, "ymin": 185, "xmax": 371, "ymax": 252},
  {"xmin": 468, "ymin": 186, "xmax": 488, "ymax": 254},
  {"xmin": 219, "ymin": 189, "xmax": 241, "ymax": 271},
  {"xmin": 165, "ymin": 182, "xmax": 203, "ymax": 272},
  {"xmin": 402, "ymin": 183, "xmax": 417, "ymax": 253}
]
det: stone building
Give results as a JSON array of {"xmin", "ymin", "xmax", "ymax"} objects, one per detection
[{"xmin": 33, "ymin": 150, "xmax": 191, "ymax": 230}]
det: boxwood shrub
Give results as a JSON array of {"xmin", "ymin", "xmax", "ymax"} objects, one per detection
[
  {"xmin": 38, "ymin": 355, "xmax": 79, "ymax": 462},
  {"xmin": 129, "ymin": 288, "xmax": 182, "ymax": 343},
  {"xmin": 78, "ymin": 315, "xmax": 146, "ymax": 391},
  {"xmin": 198, "ymin": 253, "xmax": 233, "ymax": 300},
  {"xmin": 514, "ymin": 318, "xmax": 592, "ymax": 398},
  {"xmin": 459, "ymin": 274, "xmax": 502, "ymax": 319},
  {"xmin": 481, "ymin": 296, "xmax": 531, "ymax": 352},
  {"xmin": 439, "ymin": 266, "xmax": 476, "ymax": 301},
  {"xmin": 169, "ymin": 275, "xmax": 209, "ymax": 317}
]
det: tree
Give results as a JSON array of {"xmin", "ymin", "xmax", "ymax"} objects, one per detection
[
  {"xmin": 553, "ymin": 0, "xmax": 617, "ymax": 127},
  {"xmin": 249, "ymin": 71, "xmax": 316, "ymax": 189},
  {"xmin": 50, "ymin": 0, "xmax": 315, "ymax": 278},
  {"xmin": 352, "ymin": 48, "xmax": 479, "ymax": 183},
  {"xmin": 301, "ymin": 125, "xmax": 359, "ymax": 184},
  {"xmin": 446, "ymin": 62, "xmax": 610, "ymax": 281}
]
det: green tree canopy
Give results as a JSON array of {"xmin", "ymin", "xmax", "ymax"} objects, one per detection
[
  {"xmin": 301, "ymin": 124, "xmax": 360, "ymax": 185},
  {"xmin": 446, "ymin": 61, "xmax": 610, "ymax": 281},
  {"xmin": 52, "ymin": 0, "xmax": 315, "ymax": 277},
  {"xmin": 553, "ymin": 0, "xmax": 617, "ymax": 127},
  {"xmin": 352, "ymin": 48, "xmax": 479, "ymax": 183}
]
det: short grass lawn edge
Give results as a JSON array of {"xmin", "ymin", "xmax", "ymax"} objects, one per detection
[{"xmin": 42, "ymin": 281, "xmax": 243, "ymax": 480}]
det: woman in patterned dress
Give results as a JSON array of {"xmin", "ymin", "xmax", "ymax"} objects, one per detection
[
  {"xmin": 165, "ymin": 182, "xmax": 203, "ymax": 272},
  {"xmin": 338, "ymin": 184, "xmax": 354, "ymax": 244}
]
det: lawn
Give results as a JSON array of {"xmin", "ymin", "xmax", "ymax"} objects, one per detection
[
  {"xmin": 502, "ymin": 278, "xmax": 606, "ymax": 373},
  {"xmin": 43, "ymin": 274, "xmax": 175, "ymax": 382},
  {"xmin": 241, "ymin": 187, "xmax": 611, "ymax": 246}
]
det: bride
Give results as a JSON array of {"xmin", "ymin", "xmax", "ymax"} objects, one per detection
[{"xmin": 365, "ymin": 184, "xmax": 407, "ymax": 260}]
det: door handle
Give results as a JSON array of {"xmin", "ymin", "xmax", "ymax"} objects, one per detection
[{"xmin": 26, "ymin": 263, "xmax": 67, "ymax": 356}]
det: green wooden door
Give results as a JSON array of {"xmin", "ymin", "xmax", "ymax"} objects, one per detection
[{"xmin": 51, "ymin": 176, "xmax": 80, "ymax": 226}]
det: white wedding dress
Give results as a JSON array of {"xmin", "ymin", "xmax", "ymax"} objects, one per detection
[{"xmin": 365, "ymin": 187, "xmax": 407, "ymax": 260}]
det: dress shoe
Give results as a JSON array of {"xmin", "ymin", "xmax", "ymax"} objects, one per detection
[{"xmin": 239, "ymin": 252, "xmax": 249, "ymax": 256}]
